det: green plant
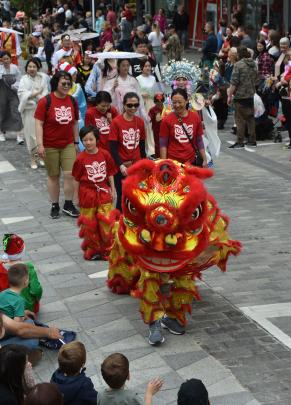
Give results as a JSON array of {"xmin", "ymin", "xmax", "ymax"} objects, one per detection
[{"xmin": 10, "ymin": 0, "xmax": 38, "ymax": 18}]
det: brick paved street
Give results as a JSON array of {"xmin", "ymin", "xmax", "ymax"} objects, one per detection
[
  {"xmin": 2, "ymin": 120, "xmax": 291, "ymax": 405},
  {"xmin": 1, "ymin": 50, "xmax": 291, "ymax": 403}
]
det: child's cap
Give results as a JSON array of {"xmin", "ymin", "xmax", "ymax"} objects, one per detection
[
  {"xmin": 177, "ymin": 378, "xmax": 209, "ymax": 404},
  {"xmin": 154, "ymin": 93, "xmax": 165, "ymax": 103},
  {"xmin": 2, "ymin": 234, "xmax": 25, "ymax": 261}
]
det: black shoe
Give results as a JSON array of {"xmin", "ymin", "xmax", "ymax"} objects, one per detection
[
  {"xmin": 246, "ymin": 142, "xmax": 257, "ymax": 147},
  {"xmin": 228, "ymin": 142, "xmax": 245, "ymax": 149},
  {"xmin": 62, "ymin": 201, "xmax": 80, "ymax": 217},
  {"xmin": 50, "ymin": 203, "xmax": 60, "ymax": 219}
]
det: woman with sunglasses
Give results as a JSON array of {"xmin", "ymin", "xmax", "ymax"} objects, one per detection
[
  {"xmin": 109, "ymin": 92, "xmax": 146, "ymax": 211},
  {"xmin": 34, "ymin": 71, "xmax": 80, "ymax": 219}
]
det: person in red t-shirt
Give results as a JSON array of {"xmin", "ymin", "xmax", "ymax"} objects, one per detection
[
  {"xmin": 148, "ymin": 93, "xmax": 165, "ymax": 158},
  {"xmin": 85, "ymin": 91, "xmax": 119, "ymax": 151},
  {"xmin": 160, "ymin": 88, "xmax": 207, "ymax": 167},
  {"xmin": 109, "ymin": 92, "xmax": 146, "ymax": 211},
  {"xmin": 35, "ymin": 71, "xmax": 80, "ymax": 219},
  {"xmin": 73, "ymin": 126, "xmax": 117, "ymax": 260}
]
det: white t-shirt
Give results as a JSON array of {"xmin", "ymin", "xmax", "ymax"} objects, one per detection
[{"xmin": 148, "ymin": 31, "xmax": 164, "ymax": 47}]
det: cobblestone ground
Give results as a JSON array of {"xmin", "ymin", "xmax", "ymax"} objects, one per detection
[{"xmin": 1, "ymin": 53, "xmax": 291, "ymax": 404}]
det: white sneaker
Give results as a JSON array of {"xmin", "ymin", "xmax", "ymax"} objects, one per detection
[
  {"xmin": 30, "ymin": 156, "xmax": 38, "ymax": 170},
  {"xmin": 0, "ymin": 133, "xmax": 6, "ymax": 142},
  {"xmin": 16, "ymin": 134, "xmax": 24, "ymax": 145}
]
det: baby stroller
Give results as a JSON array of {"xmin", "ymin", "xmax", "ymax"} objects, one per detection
[{"xmin": 254, "ymin": 92, "xmax": 282, "ymax": 142}]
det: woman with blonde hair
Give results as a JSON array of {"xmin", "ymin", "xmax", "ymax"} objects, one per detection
[{"xmin": 148, "ymin": 22, "xmax": 164, "ymax": 65}]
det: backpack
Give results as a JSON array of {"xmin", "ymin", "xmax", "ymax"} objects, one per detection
[{"xmin": 45, "ymin": 94, "xmax": 77, "ymax": 118}]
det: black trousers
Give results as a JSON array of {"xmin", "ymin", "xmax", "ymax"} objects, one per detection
[{"xmin": 114, "ymin": 171, "xmax": 124, "ymax": 212}]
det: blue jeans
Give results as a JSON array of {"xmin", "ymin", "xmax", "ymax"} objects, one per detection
[{"xmin": 0, "ymin": 319, "xmax": 39, "ymax": 350}]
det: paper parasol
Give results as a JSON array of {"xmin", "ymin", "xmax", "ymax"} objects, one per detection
[
  {"xmin": 79, "ymin": 32, "xmax": 99, "ymax": 41},
  {"xmin": 89, "ymin": 51, "xmax": 146, "ymax": 59},
  {"xmin": 0, "ymin": 27, "xmax": 23, "ymax": 36},
  {"xmin": 53, "ymin": 28, "xmax": 87, "ymax": 41}
]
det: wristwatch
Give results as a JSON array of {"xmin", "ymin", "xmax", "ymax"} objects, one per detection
[{"xmin": 74, "ymin": 142, "xmax": 79, "ymax": 145}]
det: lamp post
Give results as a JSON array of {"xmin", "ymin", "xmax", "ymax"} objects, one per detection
[{"xmin": 92, "ymin": 0, "xmax": 95, "ymax": 31}]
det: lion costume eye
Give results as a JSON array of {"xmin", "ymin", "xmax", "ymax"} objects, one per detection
[
  {"xmin": 192, "ymin": 204, "xmax": 202, "ymax": 220},
  {"xmin": 125, "ymin": 198, "xmax": 137, "ymax": 215}
]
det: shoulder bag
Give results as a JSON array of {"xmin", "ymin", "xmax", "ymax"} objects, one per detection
[{"xmin": 176, "ymin": 115, "xmax": 204, "ymax": 167}]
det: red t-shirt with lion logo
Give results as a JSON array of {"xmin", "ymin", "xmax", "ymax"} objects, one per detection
[
  {"xmin": 159, "ymin": 111, "xmax": 203, "ymax": 163},
  {"xmin": 34, "ymin": 93, "xmax": 79, "ymax": 148}
]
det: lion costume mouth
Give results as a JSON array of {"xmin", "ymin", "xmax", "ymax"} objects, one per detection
[{"xmin": 137, "ymin": 256, "xmax": 189, "ymax": 272}]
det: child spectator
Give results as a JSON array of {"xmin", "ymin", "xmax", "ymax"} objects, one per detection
[
  {"xmin": 51, "ymin": 341, "xmax": 97, "ymax": 405},
  {"xmin": 24, "ymin": 383, "xmax": 64, "ymax": 405},
  {"xmin": 177, "ymin": 378, "xmax": 209, "ymax": 405},
  {"xmin": 0, "ymin": 263, "xmax": 30, "ymax": 321},
  {"xmin": 98, "ymin": 352, "xmax": 163, "ymax": 405},
  {"xmin": 148, "ymin": 93, "xmax": 165, "ymax": 158},
  {"xmin": 85, "ymin": 91, "xmax": 119, "ymax": 152},
  {"xmin": 72, "ymin": 126, "xmax": 117, "ymax": 260},
  {"xmin": 0, "ymin": 234, "xmax": 42, "ymax": 314}
]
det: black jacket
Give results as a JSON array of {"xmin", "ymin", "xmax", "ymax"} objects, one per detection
[
  {"xmin": 51, "ymin": 369, "xmax": 97, "ymax": 405},
  {"xmin": 173, "ymin": 12, "xmax": 189, "ymax": 30},
  {"xmin": 0, "ymin": 383, "xmax": 19, "ymax": 405}
]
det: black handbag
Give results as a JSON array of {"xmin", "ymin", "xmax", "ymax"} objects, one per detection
[{"xmin": 176, "ymin": 116, "xmax": 204, "ymax": 167}]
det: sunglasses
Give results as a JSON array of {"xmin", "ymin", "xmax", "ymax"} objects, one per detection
[
  {"xmin": 60, "ymin": 82, "xmax": 72, "ymax": 88},
  {"xmin": 126, "ymin": 103, "xmax": 139, "ymax": 108}
]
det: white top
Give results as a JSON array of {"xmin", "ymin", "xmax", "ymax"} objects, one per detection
[
  {"xmin": 52, "ymin": 47, "xmax": 73, "ymax": 67},
  {"xmin": 0, "ymin": 63, "xmax": 21, "ymax": 90},
  {"xmin": 136, "ymin": 74, "xmax": 157, "ymax": 98},
  {"xmin": 65, "ymin": 9, "xmax": 73, "ymax": 21},
  {"xmin": 148, "ymin": 31, "xmax": 164, "ymax": 47}
]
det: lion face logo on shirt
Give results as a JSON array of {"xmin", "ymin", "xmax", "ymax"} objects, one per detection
[
  {"xmin": 85, "ymin": 161, "xmax": 107, "ymax": 183},
  {"xmin": 174, "ymin": 124, "xmax": 194, "ymax": 143},
  {"xmin": 95, "ymin": 117, "xmax": 109, "ymax": 135},
  {"xmin": 122, "ymin": 128, "xmax": 140, "ymax": 149},
  {"xmin": 54, "ymin": 106, "xmax": 73, "ymax": 125}
]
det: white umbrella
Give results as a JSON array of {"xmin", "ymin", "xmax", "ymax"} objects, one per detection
[
  {"xmin": 90, "ymin": 51, "xmax": 146, "ymax": 59},
  {"xmin": 0, "ymin": 27, "xmax": 23, "ymax": 36},
  {"xmin": 53, "ymin": 28, "xmax": 87, "ymax": 41},
  {"xmin": 79, "ymin": 32, "xmax": 99, "ymax": 41}
]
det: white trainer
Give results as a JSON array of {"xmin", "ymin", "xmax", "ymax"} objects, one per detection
[{"xmin": 0, "ymin": 133, "xmax": 6, "ymax": 142}]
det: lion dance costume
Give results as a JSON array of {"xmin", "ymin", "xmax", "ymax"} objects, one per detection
[{"xmin": 107, "ymin": 159, "xmax": 241, "ymax": 342}]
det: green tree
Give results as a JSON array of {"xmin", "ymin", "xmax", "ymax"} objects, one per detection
[{"xmin": 10, "ymin": 0, "xmax": 38, "ymax": 18}]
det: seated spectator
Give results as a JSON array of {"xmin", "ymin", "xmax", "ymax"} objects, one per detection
[
  {"xmin": 24, "ymin": 383, "xmax": 64, "ymax": 405},
  {"xmin": 51, "ymin": 341, "xmax": 97, "ymax": 405},
  {"xmin": 177, "ymin": 378, "xmax": 209, "ymax": 405},
  {"xmin": 0, "ymin": 311, "xmax": 61, "ymax": 351},
  {"xmin": 0, "ymin": 264, "xmax": 30, "ymax": 321},
  {"xmin": 0, "ymin": 344, "xmax": 28, "ymax": 405},
  {"xmin": 98, "ymin": 352, "xmax": 163, "ymax": 405},
  {"xmin": 0, "ymin": 234, "xmax": 42, "ymax": 314}
]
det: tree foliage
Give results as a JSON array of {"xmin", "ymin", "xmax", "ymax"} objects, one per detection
[{"xmin": 10, "ymin": 0, "xmax": 38, "ymax": 18}]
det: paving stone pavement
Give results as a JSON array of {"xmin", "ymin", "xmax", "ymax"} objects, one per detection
[{"xmin": 2, "ymin": 118, "xmax": 291, "ymax": 404}]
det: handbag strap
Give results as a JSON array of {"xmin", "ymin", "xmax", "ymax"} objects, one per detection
[{"xmin": 176, "ymin": 115, "xmax": 199, "ymax": 154}]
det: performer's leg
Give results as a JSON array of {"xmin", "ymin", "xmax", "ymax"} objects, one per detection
[
  {"xmin": 163, "ymin": 274, "xmax": 199, "ymax": 329},
  {"xmin": 78, "ymin": 206, "xmax": 98, "ymax": 260}
]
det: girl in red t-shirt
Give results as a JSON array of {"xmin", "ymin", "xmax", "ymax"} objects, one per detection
[
  {"xmin": 72, "ymin": 126, "xmax": 118, "ymax": 260},
  {"xmin": 85, "ymin": 91, "xmax": 119, "ymax": 151},
  {"xmin": 109, "ymin": 92, "xmax": 146, "ymax": 211}
]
